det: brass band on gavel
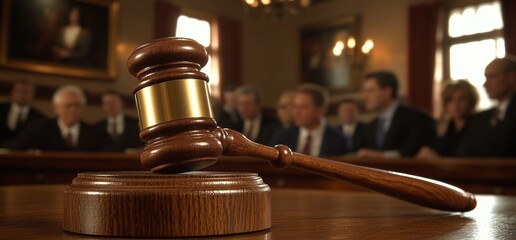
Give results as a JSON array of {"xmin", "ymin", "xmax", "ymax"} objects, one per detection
[{"xmin": 135, "ymin": 79, "xmax": 213, "ymax": 130}]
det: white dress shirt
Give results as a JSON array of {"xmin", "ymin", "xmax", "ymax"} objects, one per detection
[
  {"xmin": 296, "ymin": 119, "xmax": 326, "ymax": 156},
  {"xmin": 7, "ymin": 104, "xmax": 29, "ymax": 130},
  {"xmin": 58, "ymin": 119, "xmax": 80, "ymax": 147},
  {"xmin": 378, "ymin": 101, "xmax": 399, "ymax": 133},
  {"xmin": 107, "ymin": 113, "xmax": 125, "ymax": 136},
  {"xmin": 242, "ymin": 115, "xmax": 262, "ymax": 141},
  {"xmin": 341, "ymin": 122, "xmax": 358, "ymax": 138},
  {"xmin": 497, "ymin": 98, "xmax": 510, "ymax": 121}
]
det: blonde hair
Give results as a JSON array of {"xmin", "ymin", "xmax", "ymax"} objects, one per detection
[{"xmin": 441, "ymin": 80, "xmax": 479, "ymax": 115}]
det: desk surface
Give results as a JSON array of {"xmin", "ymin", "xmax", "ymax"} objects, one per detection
[{"xmin": 0, "ymin": 185, "xmax": 515, "ymax": 239}]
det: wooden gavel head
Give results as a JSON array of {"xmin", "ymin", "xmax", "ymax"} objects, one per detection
[{"xmin": 128, "ymin": 37, "xmax": 223, "ymax": 173}]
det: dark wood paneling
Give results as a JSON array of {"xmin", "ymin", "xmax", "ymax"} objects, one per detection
[
  {"xmin": 0, "ymin": 80, "xmax": 136, "ymax": 108},
  {"xmin": 0, "ymin": 151, "xmax": 514, "ymax": 195}
]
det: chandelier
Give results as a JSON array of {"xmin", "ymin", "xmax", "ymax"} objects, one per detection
[{"xmin": 243, "ymin": 0, "xmax": 312, "ymax": 19}]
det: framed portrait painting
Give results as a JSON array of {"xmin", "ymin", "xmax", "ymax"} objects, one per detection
[
  {"xmin": 300, "ymin": 15, "xmax": 362, "ymax": 93},
  {"xmin": 0, "ymin": 0, "xmax": 119, "ymax": 79}
]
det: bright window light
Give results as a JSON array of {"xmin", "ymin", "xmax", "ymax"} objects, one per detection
[
  {"xmin": 175, "ymin": 15, "xmax": 219, "ymax": 97},
  {"xmin": 176, "ymin": 15, "xmax": 211, "ymax": 47},
  {"xmin": 448, "ymin": 2, "xmax": 503, "ymax": 38},
  {"xmin": 445, "ymin": 1, "xmax": 504, "ymax": 111},
  {"xmin": 449, "ymin": 39, "xmax": 505, "ymax": 109}
]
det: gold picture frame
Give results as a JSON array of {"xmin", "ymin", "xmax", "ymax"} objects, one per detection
[
  {"xmin": 300, "ymin": 15, "xmax": 362, "ymax": 93},
  {"xmin": 0, "ymin": 0, "xmax": 119, "ymax": 80}
]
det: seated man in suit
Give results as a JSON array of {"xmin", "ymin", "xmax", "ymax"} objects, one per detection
[
  {"xmin": 355, "ymin": 71, "xmax": 436, "ymax": 158},
  {"xmin": 0, "ymin": 80, "xmax": 46, "ymax": 145},
  {"xmin": 336, "ymin": 98, "xmax": 365, "ymax": 152},
  {"xmin": 95, "ymin": 90, "xmax": 144, "ymax": 152},
  {"xmin": 456, "ymin": 57, "xmax": 516, "ymax": 157},
  {"xmin": 270, "ymin": 84, "xmax": 349, "ymax": 156},
  {"xmin": 234, "ymin": 85, "xmax": 279, "ymax": 145},
  {"xmin": 7, "ymin": 85, "xmax": 100, "ymax": 151}
]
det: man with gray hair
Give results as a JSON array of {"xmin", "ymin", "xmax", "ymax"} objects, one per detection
[{"xmin": 7, "ymin": 85, "xmax": 100, "ymax": 151}]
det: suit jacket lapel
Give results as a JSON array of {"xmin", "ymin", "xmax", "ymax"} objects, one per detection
[{"xmin": 383, "ymin": 106, "xmax": 403, "ymax": 149}]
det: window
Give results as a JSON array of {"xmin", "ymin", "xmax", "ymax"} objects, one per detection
[
  {"xmin": 442, "ymin": 1, "xmax": 505, "ymax": 110},
  {"xmin": 175, "ymin": 14, "xmax": 220, "ymax": 98}
]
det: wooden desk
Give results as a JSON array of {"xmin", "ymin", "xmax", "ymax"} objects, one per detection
[
  {"xmin": 1, "ymin": 151, "xmax": 515, "ymax": 195},
  {"xmin": 0, "ymin": 185, "xmax": 514, "ymax": 239}
]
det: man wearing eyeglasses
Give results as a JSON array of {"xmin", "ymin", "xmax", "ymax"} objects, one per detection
[{"xmin": 7, "ymin": 85, "xmax": 100, "ymax": 151}]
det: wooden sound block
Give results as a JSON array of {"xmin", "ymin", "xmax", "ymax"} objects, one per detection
[{"xmin": 63, "ymin": 171, "xmax": 271, "ymax": 237}]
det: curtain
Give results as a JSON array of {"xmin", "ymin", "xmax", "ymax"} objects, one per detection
[
  {"xmin": 407, "ymin": 3, "xmax": 440, "ymax": 113},
  {"xmin": 501, "ymin": 0, "xmax": 516, "ymax": 56},
  {"xmin": 154, "ymin": 0, "xmax": 181, "ymax": 38},
  {"xmin": 217, "ymin": 16, "xmax": 243, "ymax": 98}
]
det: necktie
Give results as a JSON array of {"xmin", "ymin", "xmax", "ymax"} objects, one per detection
[
  {"xmin": 65, "ymin": 133, "xmax": 74, "ymax": 148},
  {"xmin": 111, "ymin": 120, "xmax": 118, "ymax": 138},
  {"xmin": 15, "ymin": 110, "xmax": 25, "ymax": 130},
  {"xmin": 302, "ymin": 134, "xmax": 312, "ymax": 155},
  {"xmin": 490, "ymin": 107, "xmax": 500, "ymax": 127},
  {"xmin": 245, "ymin": 122, "xmax": 254, "ymax": 140},
  {"xmin": 376, "ymin": 118, "xmax": 386, "ymax": 150}
]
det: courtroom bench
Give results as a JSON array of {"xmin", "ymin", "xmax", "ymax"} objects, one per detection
[{"xmin": 0, "ymin": 151, "xmax": 514, "ymax": 195}]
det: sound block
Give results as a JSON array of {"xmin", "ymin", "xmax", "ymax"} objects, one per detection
[{"xmin": 63, "ymin": 171, "xmax": 271, "ymax": 237}]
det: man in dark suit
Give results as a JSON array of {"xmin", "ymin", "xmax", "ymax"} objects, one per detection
[
  {"xmin": 7, "ymin": 85, "xmax": 100, "ymax": 151},
  {"xmin": 95, "ymin": 90, "xmax": 144, "ymax": 152},
  {"xmin": 0, "ymin": 80, "xmax": 46, "ymax": 145},
  {"xmin": 270, "ymin": 84, "xmax": 349, "ymax": 156},
  {"xmin": 216, "ymin": 86, "xmax": 241, "ymax": 129},
  {"xmin": 336, "ymin": 98, "xmax": 365, "ymax": 152},
  {"xmin": 234, "ymin": 85, "xmax": 279, "ymax": 145},
  {"xmin": 456, "ymin": 57, "xmax": 516, "ymax": 157},
  {"xmin": 355, "ymin": 71, "xmax": 436, "ymax": 158}
]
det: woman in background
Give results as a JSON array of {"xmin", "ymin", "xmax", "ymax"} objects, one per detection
[{"xmin": 417, "ymin": 80, "xmax": 479, "ymax": 158}]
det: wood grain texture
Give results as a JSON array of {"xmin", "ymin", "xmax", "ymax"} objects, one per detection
[
  {"xmin": 1, "ymin": 185, "xmax": 515, "ymax": 239},
  {"xmin": 139, "ymin": 118, "xmax": 222, "ymax": 173},
  {"xmin": 63, "ymin": 171, "xmax": 271, "ymax": 237},
  {"xmin": 214, "ymin": 128, "xmax": 476, "ymax": 212},
  {"xmin": 1, "ymin": 151, "xmax": 515, "ymax": 195}
]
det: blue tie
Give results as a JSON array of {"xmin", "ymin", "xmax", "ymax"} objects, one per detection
[{"xmin": 376, "ymin": 118, "xmax": 386, "ymax": 150}]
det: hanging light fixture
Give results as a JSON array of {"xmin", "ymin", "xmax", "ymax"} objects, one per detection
[
  {"xmin": 243, "ymin": 0, "xmax": 312, "ymax": 19},
  {"xmin": 330, "ymin": 36, "xmax": 375, "ymax": 66}
]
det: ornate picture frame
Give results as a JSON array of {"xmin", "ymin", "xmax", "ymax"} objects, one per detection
[
  {"xmin": 0, "ymin": 0, "xmax": 119, "ymax": 79},
  {"xmin": 300, "ymin": 15, "xmax": 362, "ymax": 93}
]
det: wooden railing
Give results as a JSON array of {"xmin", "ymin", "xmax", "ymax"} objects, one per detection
[{"xmin": 1, "ymin": 151, "xmax": 514, "ymax": 195}]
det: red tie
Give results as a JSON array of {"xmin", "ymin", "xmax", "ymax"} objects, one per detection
[
  {"xmin": 490, "ymin": 107, "xmax": 500, "ymax": 127},
  {"xmin": 15, "ymin": 110, "xmax": 25, "ymax": 129},
  {"xmin": 302, "ymin": 134, "xmax": 312, "ymax": 155},
  {"xmin": 65, "ymin": 133, "xmax": 74, "ymax": 148},
  {"xmin": 111, "ymin": 121, "xmax": 118, "ymax": 138}
]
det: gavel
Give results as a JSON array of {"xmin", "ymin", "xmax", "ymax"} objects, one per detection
[{"xmin": 128, "ymin": 37, "xmax": 476, "ymax": 212}]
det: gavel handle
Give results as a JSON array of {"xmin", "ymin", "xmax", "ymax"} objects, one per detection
[{"xmin": 214, "ymin": 128, "xmax": 477, "ymax": 212}]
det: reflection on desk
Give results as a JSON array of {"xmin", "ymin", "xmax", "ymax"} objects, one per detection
[{"xmin": 0, "ymin": 185, "xmax": 515, "ymax": 239}]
